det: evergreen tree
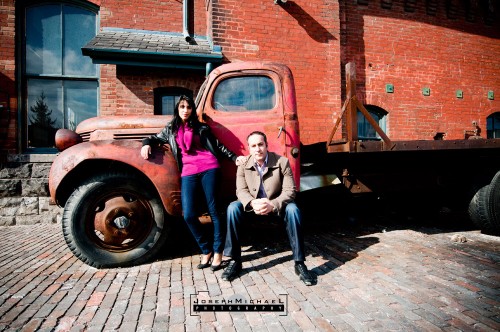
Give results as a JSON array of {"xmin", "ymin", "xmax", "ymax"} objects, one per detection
[
  {"xmin": 29, "ymin": 91, "xmax": 57, "ymax": 128},
  {"xmin": 29, "ymin": 91, "xmax": 58, "ymax": 147}
]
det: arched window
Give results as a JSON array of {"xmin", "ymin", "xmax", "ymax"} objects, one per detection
[
  {"xmin": 154, "ymin": 87, "xmax": 193, "ymax": 115},
  {"xmin": 21, "ymin": 1, "xmax": 98, "ymax": 150},
  {"xmin": 487, "ymin": 112, "xmax": 500, "ymax": 138},
  {"xmin": 357, "ymin": 105, "xmax": 388, "ymax": 140}
]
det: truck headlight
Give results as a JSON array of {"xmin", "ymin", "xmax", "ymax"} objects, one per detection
[{"xmin": 54, "ymin": 129, "xmax": 82, "ymax": 152}]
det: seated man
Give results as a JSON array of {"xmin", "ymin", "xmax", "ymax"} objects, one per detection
[{"xmin": 222, "ymin": 131, "xmax": 315, "ymax": 286}]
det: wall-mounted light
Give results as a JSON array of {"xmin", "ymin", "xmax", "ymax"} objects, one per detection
[{"xmin": 274, "ymin": 0, "xmax": 288, "ymax": 4}]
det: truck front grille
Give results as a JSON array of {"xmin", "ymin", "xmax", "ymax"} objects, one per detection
[
  {"xmin": 77, "ymin": 129, "xmax": 160, "ymax": 142},
  {"xmin": 80, "ymin": 132, "xmax": 91, "ymax": 142},
  {"xmin": 113, "ymin": 133, "xmax": 152, "ymax": 141}
]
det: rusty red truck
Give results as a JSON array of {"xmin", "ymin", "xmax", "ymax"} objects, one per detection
[{"xmin": 49, "ymin": 61, "xmax": 500, "ymax": 268}]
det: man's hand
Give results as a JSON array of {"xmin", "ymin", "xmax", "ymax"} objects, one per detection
[
  {"xmin": 235, "ymin": 155, "xmax": 249, "ymax": 166},
  {"xmin": 250, "ymin": 198, "xmax": 276, "ymax": 215},
  {"xmin": 140, "ymin": 145, "xmax": 151, "ymax": 160}
]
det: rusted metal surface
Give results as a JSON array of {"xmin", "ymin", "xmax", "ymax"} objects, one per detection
[
  {"xmin": 54, "ymin": 128, "xmax": 83, "ymax": 151},
  {"xmin": 341, "ymin": 169, "xmax": 373, "ymax": 194},
  {"xmin": 198, "ymin": 61, "xmax": 301, "ymax": 188},
  {"xmin": 345, "ymin": 62, "xmax": 358, "ymax": 142},
  {"xmin": 77, "ymin": 115, "xmax": 171, "ymax": 133},
  {"xmin": 328, "ymin": 137, "xmax": 500, "ymax": 154},
  {"xmin": 50, "ymin": 61, "xmax": 300, "ymax": 217},
  {"xmin": 326, "ymin": 140, "xmax": 500, "ymax": 197},
  {"xmin": 324, "ymin": 62, "xmax": 500, "ymax": 198},
  {"xmin": 90, "ymin": 194, "xmax": 153, "ymax": 250},
  {"xmin": 328, "ymin": 63, "xmax": 392, "ymax": 149},
  {"xmin": 49, "ymin": 139, "xmax": 182, "ymax": 216}
]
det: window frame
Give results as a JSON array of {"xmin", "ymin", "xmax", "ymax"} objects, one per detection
[
  {"xmin": 487, "ymin": 112, "xmax": 500, "ymax": 139},
  {"xmin": 357, "ymin": 105, "xmax": 388, "ymax": 141},
  {"xmin": 17, "ymin": 0, "xmax": 99, "ymax": 153},
  {"xmin": 153, "ymin": 87, "xmax": 193, "ymax": 116}
]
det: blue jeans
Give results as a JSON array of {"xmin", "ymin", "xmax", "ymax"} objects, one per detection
[
  {"xmin": 223, "ymin": 201, "xmax": 305, "ymax": 262},
  {"xmin": 181, "ymin": 168, "xmax": 225, "ymax": 254}
]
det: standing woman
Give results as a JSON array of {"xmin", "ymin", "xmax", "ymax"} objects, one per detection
[{"xmin": 141, "ymin": 95, "xmax": 245, "ymax": 270}]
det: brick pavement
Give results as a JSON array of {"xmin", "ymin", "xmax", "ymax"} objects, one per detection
[{"xmin": 0, "ymin": 216, "xmax": 499, "ymax": 331}]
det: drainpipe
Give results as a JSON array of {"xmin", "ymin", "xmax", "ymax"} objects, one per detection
[
  {"xmin": 183, "ymin": 0, "xmax": 192, "ymax": 42},
  {"xmin": 206, "ymin": 63, "xmax": 213, "ymax": 76}
]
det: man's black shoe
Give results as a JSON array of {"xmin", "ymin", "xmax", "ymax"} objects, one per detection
[
  {"xmin": 221, "ymin": 260, "xmax": 242, "ymax": 281},
  {"xmin": 294, "ymin": 262, "xmax": 314, "ymax": 286}
]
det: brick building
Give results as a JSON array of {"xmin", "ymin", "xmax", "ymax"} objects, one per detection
[{"xmin": 0, "ymin": 0, "xmax": 499, "ymax": 225}]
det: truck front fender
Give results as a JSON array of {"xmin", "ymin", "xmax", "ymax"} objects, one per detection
[{"xmin": 49, "ymin": 139, "xmax": 182, "ymax": 216}]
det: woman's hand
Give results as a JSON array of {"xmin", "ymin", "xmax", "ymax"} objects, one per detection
[
  {"xmin": 141, "ymin": 145, "xmax": 151, "ymax": 160},
  {"xmin": 235, "ymin": 155, "xmax": 248, "ymax": 166}
]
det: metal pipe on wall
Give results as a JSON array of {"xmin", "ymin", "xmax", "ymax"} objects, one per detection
[{"xmin": 183, "ymin": 0, "xmax": 192, "ymax": 42}]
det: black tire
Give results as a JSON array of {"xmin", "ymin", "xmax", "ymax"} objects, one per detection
[
  {"xmin": 468, "ymin": 184, "xmax": 498, "ymax": 234},
  {"xmin": 62, "ymin": 171, "xmax": 168, "ymax": 268},
  {"xmin": 487, "ymin": 170, "xmax": 500, "ymax": 234}
]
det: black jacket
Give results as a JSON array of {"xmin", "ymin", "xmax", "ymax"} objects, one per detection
[{"xmin": 142, "ymin": 122, "xmax": 237, "ymax": 172}]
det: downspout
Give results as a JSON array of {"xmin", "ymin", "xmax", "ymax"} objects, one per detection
[
  {"xmin": 183, "ymin": 0, "xmax": 192, "ymax": 42},
  {"xmin": 206, "ymin": 63, "xmax": 213, "ymax": 76}
]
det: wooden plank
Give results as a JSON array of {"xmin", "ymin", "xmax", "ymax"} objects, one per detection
[{"xmin": 327, "ymin": 138, "xmax": 500, "ymax": 154}]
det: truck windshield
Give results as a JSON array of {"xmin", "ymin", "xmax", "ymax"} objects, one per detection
[{"xmin": 212, "ymin": 76, "xmax": 276, "ymax": 112}]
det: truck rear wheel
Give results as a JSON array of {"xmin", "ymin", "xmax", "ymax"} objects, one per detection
[
  {"xmin": 62, "ymin": 171, "xmax": 168, "ymax": 268},
  {"xmin": 468, "ymin": 184, "xmax": 498, "ymax": 234},
  {"xmin": 486, "ymin": 171, "xmax": 500, "ymax": 234}
]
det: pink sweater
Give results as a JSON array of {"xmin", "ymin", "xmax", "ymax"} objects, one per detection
[{"xmin": 176, "ymin": 124, "xmax": 219, "ymax": 177}]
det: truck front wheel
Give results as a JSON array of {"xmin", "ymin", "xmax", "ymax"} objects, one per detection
[{"xmin": 62, "ymin": 171, "xmax": 168, "ymax": 268}]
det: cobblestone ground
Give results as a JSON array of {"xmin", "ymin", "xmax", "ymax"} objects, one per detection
[{"xmin": 0, "ymin": 213, "xmax": 499, "ymax": 331}]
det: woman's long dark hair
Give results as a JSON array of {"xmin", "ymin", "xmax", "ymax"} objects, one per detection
[{"xmin": 170, "ymin": 95, "xmax": 198, "ymax": 133}]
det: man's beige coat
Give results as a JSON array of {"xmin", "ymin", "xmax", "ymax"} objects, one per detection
[{"xmin": 235, "ymin": 151, "xmax": 296, "ymax": 216}]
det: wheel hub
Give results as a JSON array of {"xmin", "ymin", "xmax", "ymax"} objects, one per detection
[
  {"xmin": 91, "ymin": 195, "xmax": 153, "ymax": 250},
  {"xmin": 113, "ymin": 215, "xmax": 130, "ymax": 229}
]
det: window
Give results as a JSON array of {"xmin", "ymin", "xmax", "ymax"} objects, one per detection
[
  {"xmin": 487, "ymin": 112, "xmax": 500, "ymax": 138},
  {"xmin": 357, "ymin": 105, "xmax": 387, "ymax": 140},
  {"xmin": 23, "ymin": 2, "xmax": 98, "ymax": 149},
  {"xmin": 213, "ymin": 76, "xmax": 276, "ymax": 112},
  {"xmin": 154, "ymin": 88, "xmax": 193, "ymax": 115}
]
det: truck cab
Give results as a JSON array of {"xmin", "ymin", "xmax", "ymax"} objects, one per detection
[{"xmin": 49, "ymin": 61, "xmax": 300, "ymax": 268}]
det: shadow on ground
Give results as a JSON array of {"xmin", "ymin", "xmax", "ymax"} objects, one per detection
[
  {"xmin": 298, "ymin": 184, "xmax": 480, "ymax": 235},
  {"xmin": 154, "ymin": 184, "xmax": 489, "ymax": 275}
]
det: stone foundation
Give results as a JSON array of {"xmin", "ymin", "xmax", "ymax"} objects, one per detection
[{"xmin": 0, "ymin": 154, "xmax": 62, "ymax": 226}]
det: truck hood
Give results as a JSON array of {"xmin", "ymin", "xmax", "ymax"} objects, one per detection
[
  {"xmin": 75, "ymin": 115, "xmax": 173, "ymax": 142},
  {"xmin": 76, "ymin": 115, "xmax": 173, "ymax": 135}
]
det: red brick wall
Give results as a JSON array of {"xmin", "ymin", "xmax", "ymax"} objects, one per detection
[
  {"xmin": 0, "ymin": 0, "xmax": 209, "ymax": 154},
  {"xmin": 100, "ymin": 65, "xmax": 204, "ymax": 116},
  {"xmin": 0, "ymin": 0, "xmax": 17, "ymax": 155},
  {"xmin": 98, "ymin": 0, "xmax": 208, "ymax": 37},
  {"xmin": 211, "ymin": 0, "xmax": 342, "ymax": 144},
  {"xmin": 343, "ymin": 0, "xmax": 500, "ymax": 141},
  {"xmin": 1, "ymin": 0, "xmax": 499, "ymax": 153},
  {"xmin": 96, "ymin": 0, "xmax": 208, "ymax": 117},
  {"xmin": 210, "ymin": 0, "xmax": 499, "ymax": 143}
]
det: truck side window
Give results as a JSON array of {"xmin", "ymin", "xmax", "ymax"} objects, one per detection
[{"xmin": 213, "ymin": 76, "xmax": 276, "ymax": 112}]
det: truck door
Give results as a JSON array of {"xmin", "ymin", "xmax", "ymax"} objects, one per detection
[{"xmin": 202, "ymin": 69, "xmax": 296, "ymax": 201}]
